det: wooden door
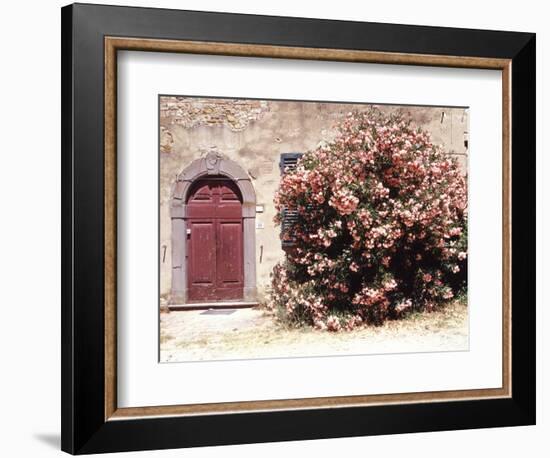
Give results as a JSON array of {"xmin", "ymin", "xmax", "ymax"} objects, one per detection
[{"xmin": 187, "ymin": 179, "xmax": 244, "ymax": 302}]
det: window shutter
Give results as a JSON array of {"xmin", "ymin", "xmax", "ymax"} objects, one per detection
[
  {"xmin": 279, "ymin": 153, "xmax": 303, "ymax": 248},
  {"xmin": 279, "ymin": 152, "xmax": 303, "ymax": 175},
  {"xmin": 281, "ymin": 207, "xmax": 299, "ymax": 248}
]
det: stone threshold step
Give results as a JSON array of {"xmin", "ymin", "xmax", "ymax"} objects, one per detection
[{"xmin": 168, "ymin": 301, "xmax": 258, "ymax": 311}]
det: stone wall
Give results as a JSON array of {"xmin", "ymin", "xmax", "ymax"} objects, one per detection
[
  {"xmin": 159, "ymin": 96, "xmax": 469, "ymax": 303},
  {"xmin": 160, "ymin": 97, "xmax": 270, "ymax": 132}
]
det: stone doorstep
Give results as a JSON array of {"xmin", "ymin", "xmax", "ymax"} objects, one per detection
[{"xmin": 168, "ymin": 301, "xmax": 258, "ymax": 311}]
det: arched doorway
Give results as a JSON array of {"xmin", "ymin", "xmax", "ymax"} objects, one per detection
[
  {"xmin": 170, "ymin": 152, "xmax": 257, "ymax": 305},
  {"xmin": 186, "ymin": 178, "xmax": 244, "ymax": 301}
]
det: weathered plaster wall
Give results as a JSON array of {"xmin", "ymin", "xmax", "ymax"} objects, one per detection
[{"xmin": 159, "ymin": 96, "xmax": 469, "ymax": 303}]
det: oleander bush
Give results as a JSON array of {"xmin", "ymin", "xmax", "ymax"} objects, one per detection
[{"xmin": 269, "ymin": 108, "xmax": 467, "ymax": 331}]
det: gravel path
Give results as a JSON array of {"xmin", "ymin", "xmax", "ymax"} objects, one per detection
[{"xmin": 160, "ymin": 301, "xmax": 468, "ymax": 362}]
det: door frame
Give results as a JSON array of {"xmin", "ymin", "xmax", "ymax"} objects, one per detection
[{"xmin": 169, "ymin": 151, "xmax": 257, "ymax": 304}]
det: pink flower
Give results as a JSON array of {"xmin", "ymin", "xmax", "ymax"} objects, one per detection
[
  {"xmin": 449, "ymin": 227, "xmax": 462, "ymax": 237},
  {"xmin": 326, "ymin": 316, "xmax": 341, "ymax": 332},
  {"xmin": 314, "ymin": 320, "xmax": 327, "ymax": 331},
  {"xmin": 328, "ymin": 188, "xmax": 359, "ymax": 215},
  {"xmin": 395, "ymin": 299, "xmax": 412, "ymax": 313}
]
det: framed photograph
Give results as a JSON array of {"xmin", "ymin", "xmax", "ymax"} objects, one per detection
[{"xmin": 61, "ymin": 3, "xmax": 536, "ymax": 454}]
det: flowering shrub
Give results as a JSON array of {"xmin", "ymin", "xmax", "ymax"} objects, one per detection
[{"xmin": 270, "ymin": 108, "xmax": 467, "ymax": 330}]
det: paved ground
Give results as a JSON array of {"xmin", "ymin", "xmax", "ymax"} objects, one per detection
[{"xmin": 160, "ymin": 301, "xmax": 468, "ymax": 362}]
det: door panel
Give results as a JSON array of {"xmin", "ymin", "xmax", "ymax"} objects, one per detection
[
  {"xmin": 189, "ymin": 221, "xmax": 216, "ymax": 285},
  {"xmin": 216, "ymin": 182, "xmax": 242, "ymax": 219},
  {"xmin": 186, "ymin": 178, "xmax": 244, "ymax": 302},
  {"xmin": 217, "ymin": 221, "xmax": 243, "ymax": 285}
]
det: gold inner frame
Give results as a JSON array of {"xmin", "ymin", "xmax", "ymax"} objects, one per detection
[{"xmin": 104, "ymin": 36, "xmax": 512, "ymax": 421}]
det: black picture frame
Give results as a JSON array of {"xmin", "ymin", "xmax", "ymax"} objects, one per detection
[{"xmin": 61, "ymin": 3, "xmax": 535, "ymax": 454}]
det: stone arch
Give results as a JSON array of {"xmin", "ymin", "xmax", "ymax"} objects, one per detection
[{"xmin": 169, "ymin": 152, "xmax": 257, "ymax": 304}]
